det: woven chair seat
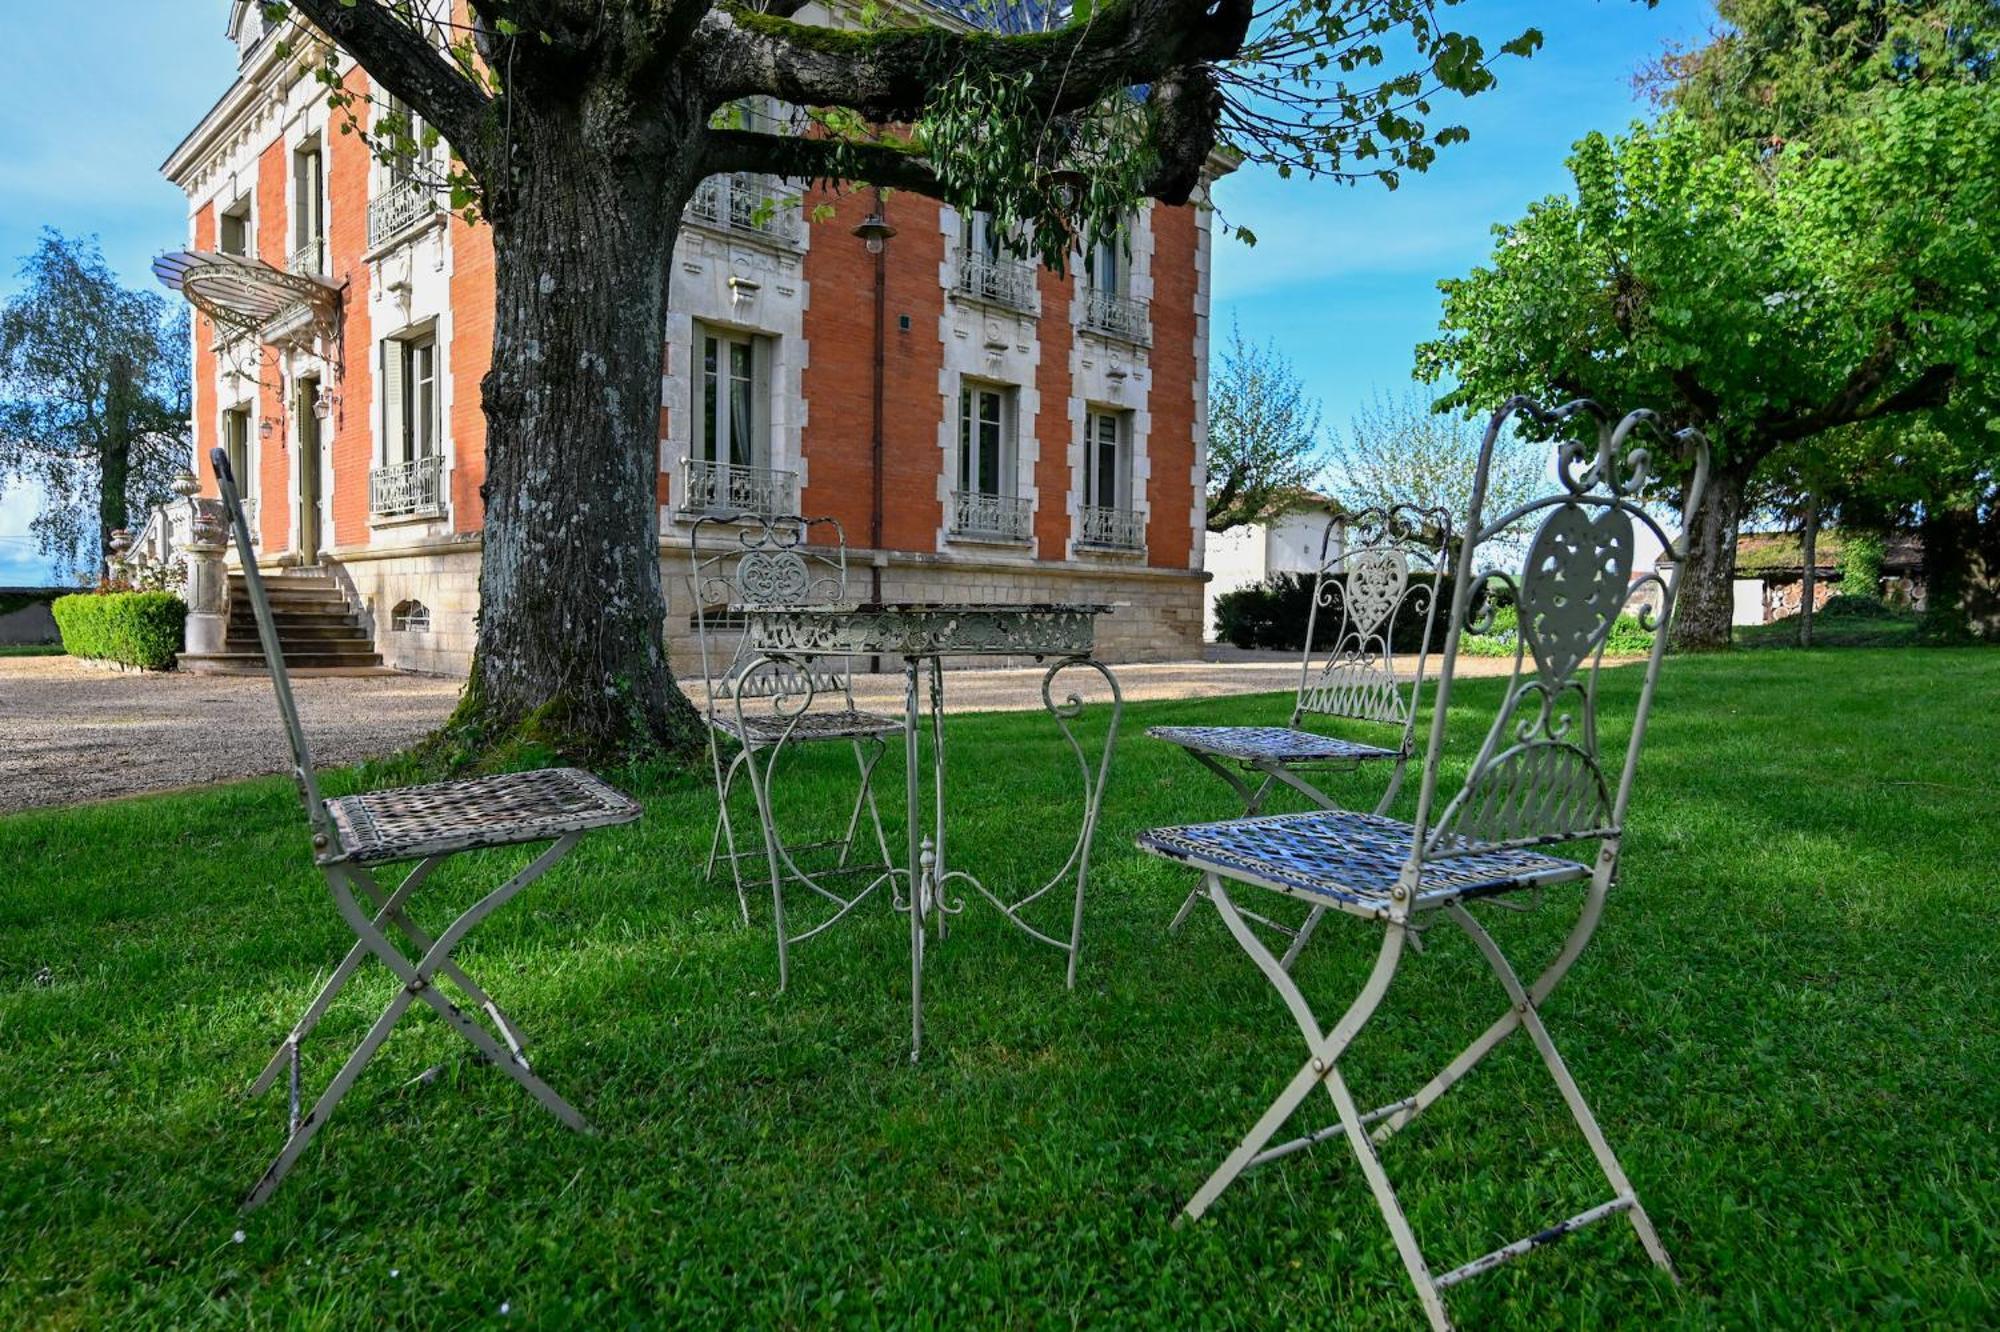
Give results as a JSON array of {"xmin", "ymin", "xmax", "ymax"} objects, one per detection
[
  {"xmin": 1138, "ymin": 809, "xmax": 1587, "ymax": 913},
  {"xmin": 712, "ymin": 708, "xmax": 902, "ymax": 745},
  {"xmin": 326, "ymin": 767, "xmax": 642, "ymax": 866},
  {"xmin": 1148, "ymin": 725, "xmax": 1398, "ymax": 765}
]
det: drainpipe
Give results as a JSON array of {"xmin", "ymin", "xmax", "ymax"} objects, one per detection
[{"xmin": 868, "ymin": 188, "xmax": 888, "ymax": 673}]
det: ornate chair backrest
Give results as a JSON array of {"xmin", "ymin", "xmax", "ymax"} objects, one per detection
[
  {"xmin": 209, "ymin": 446, "xmax": 338, "ymax": 855},
  {"xmin": 1291, "ymin": 505, "xmax": 1454, "ymax": 756},
  {"xmin": 1405, "ymin": 400, "xmax": 1711, "ymax": 881},
  {"xmin": 686, "ymin": 513, "xmax": 859, "ymax": 724}
]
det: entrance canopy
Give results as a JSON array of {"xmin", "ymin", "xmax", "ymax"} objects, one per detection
[{"xmin": 153, "ymin": 250, "xmax": 340, "ymax": 342}]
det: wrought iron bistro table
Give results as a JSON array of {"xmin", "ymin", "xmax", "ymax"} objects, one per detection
[{"xmin": 735, "ymin": 601, "xmax": 1123, "ymax": 1059}]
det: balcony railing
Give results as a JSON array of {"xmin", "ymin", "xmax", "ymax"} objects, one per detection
[
  {"xmin": 1083, "ymin": 289, "xmax": 1151, "ymax": 345},
  {"xmin": 686, "ymin": 174, "xmax": 803, "ymax": 245},
  {"xmin": 956, "ymin": 253, "xmax": 1037, "ymax": 313},
  {"xmin": 679, "ymin": 457, "xmax": 800, "ymax": 518},
  {"xmin": 368, "ymin": 176, "xmax": 439, "ymax": 249},
  {"xmin": 1079, "ymin": 504, "xmax": 1144, "ymax": 550},
  {"xmin": 950, "ymin": 489, "xmax": 1033, "ymax": 542},
  {"xmin": 370, "ymin": 454, "xmax": 446, "ymax": 519},
  {"xmin": 288, "ymin": 238, "xmax": 325, "ymax": 277}
]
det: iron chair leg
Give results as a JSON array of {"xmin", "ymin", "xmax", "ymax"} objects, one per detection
[
  {"xmin": 243, "ymin": 837, "xmax": 592, "ymax": 1212},
  {"xmin": 705, "ymin": 749, "xmax": 753, "ymax": 925}
]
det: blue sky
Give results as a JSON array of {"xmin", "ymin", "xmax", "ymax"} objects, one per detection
[{"xmin": 0, "ymin": 0, "xmax": 1714, "ymax": 584}]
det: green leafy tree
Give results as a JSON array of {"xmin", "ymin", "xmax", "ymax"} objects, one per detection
[
  {"xmin": 1205, "ymin": 320, "xmax": 1325, "ymax": 531},
  {"xmin": 1327, "ymin": 385, "xmax": 1543, "ymax": 541},
  {"xmin": 1417, "ymin": 84, "xmax": 2000, "ymax": 649},
  {"xmin": 1641, "ymin": 0, "xmax": 1998, "ymax": 150},
  {"xmin": 259, "ymin": 0, "xmax": 1552, "ymax": 759},
  {"xmin": 0, "ymin": 231, "xmax": 190, "ymax": 582}
]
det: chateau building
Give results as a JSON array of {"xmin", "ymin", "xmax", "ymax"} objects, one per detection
[{"xmin": 159, "ymin": 1, "xmax": 1218, "ymax": 676}]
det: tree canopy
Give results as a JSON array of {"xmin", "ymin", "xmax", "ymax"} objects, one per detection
[
  {"xmin": 1326, "ymin": 385, "xmax": 1543, "ymax": 543},
  {"xmin": 248, "ymin": 0, "xmax": 1563, "ymax": 759},
  {"xmin": 1416, "ymin": 81, "xmax": 2000, "ymax": 646},
  {"xmin": 0, "ymin": 231, "xmax": 190, "ymax": 581},
  {"xmin": 1205, "ymin": 320, "xmax": 1324, "ymax": 531}
]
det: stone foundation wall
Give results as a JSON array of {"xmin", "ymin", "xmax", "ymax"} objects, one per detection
[{"xmin": 319, "ymin": 537, "xmax": 1206, "ymax": 678}]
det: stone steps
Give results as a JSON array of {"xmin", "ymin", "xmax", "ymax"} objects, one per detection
[{"xmin": 180, "ymin": 571, "xmax": 386, "ymax": 675}]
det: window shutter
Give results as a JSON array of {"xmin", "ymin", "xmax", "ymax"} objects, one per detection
[{"xmin": 380, "ymin": 339, "xmax": 405, "ymax": 466}]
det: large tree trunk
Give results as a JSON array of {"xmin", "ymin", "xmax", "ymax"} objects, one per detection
[
  {"xmin": 455, "ymin": 100, "xmax": 706, "ymax": 762},
  {"xmin": 1671, "ymin": 459, "xmax": 1749, "ymax": 652},
  {"xmin": 99, "ymin": 353, "xmax": 133, "ymax": 580}
]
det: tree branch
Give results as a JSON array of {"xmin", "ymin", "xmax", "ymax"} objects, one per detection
[
  {"xmin": 703, "ymin": 129, "xmax": 945, "ymax": 195},
  {"xmin": 1769, "ymin": 361, "xmax": 1958, "ymax": 443},
  {"xmin": 288, "ymin": 0, "xmax": 493, "ymax": 170},
  {"xmin": 694, "ymin": 0, "xmax": 1251, "ymax": 126}
]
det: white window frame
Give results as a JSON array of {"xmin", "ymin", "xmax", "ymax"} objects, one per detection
[
  {"xmin": 693, "ymin": 324, "xmax": 773, "ymax": 470},
  {"xmin": 379, "ymin": 325, "xmax": 440, "ymax": 467},
  {"xmin": 292, "ymin": 138, "xmax": 327, "ymax": 271},
  {"xmin": 218, "ymin": 196, "xmax": 254, "ymax": 259},
  {"xmin": 958, "ymin": 382, "xmax": 1017, "ymax": 499},
  {"xmin": 1083, "ymin": 406, "xmax": 1131, "ymax": 512},
  {"xmin": 221, "ymin": 403, "xmax": 256, "ymax": 501},
  {"xmin": 1085, "ymin": 230, "xmax": 1127, "ymax": 297}
]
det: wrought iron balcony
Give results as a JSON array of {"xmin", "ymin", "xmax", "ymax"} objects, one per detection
[
  {"xmin": 287, "ymin": 239, "xmax": 325, "ymax": 277},
  {"xmin": 956, "ymin": 253, "xmax": 1037, "ymax": 313},
  {"xmin": 1079, "ymin": 504, "xmax": 1144, "ymax": 550},
  {"xmin": 368, "ymin": 177, "xmax": 439, "ymax": 249},
  {"xmin": 1083, "ymin": 289, "xmax": 1150, "ymax": 345},
  {"xmin": 370, "ymin": 454, "xmax": 446, "ymax": 519},
  {"xmin": 950, "ymin": 489, "xmax": 1033, "ymax": 542},
  {"xmin": 679, "ymin": 457, "xmax": 800, "ymax": 518},
  {"xmin": 686, "ymin": 174, "xmax": 804, "ymax": 245}
]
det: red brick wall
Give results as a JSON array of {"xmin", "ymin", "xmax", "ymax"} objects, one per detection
[
  {"xmin": 799, "ymin": 188, "xmax": 946, "ymax": 553},
  {"xmin": 449, "ymin": 216, "xmax": 495, "ymax": 533},
  {"xmin": 1145, "ymin": 203, "xmax": 1198, "ymax": 570},
  {"xmin": 1034, "ymin": 265, "xmax": 1076, "ymax": 560},
  {"xmin": 328, "ymin": 72, "xmax": 372, "ymax": 549},
  {"xmin": 192, "ymin": 203, "xmax": 218, "ymax": 496},
  {"xmin": 255, "ymin": 140, "xmax": 289, "ymax": 552}
]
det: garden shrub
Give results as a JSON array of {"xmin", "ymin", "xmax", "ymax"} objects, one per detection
[
  {"xmin": 1216, "ymin": 573, "xmax": 1655, "ymax": 660},
  {"xmin": 51, "ymin": 591, "xmax": 187, "ymax": 670},
  {"xmin": 1838, "ymin": 532, "xmax": 1886, "ymax": 602}
]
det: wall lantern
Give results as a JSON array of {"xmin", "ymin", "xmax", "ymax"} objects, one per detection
[{"xmin": 851, "ymin": 213, "xmax": 897, "ymax": 254}]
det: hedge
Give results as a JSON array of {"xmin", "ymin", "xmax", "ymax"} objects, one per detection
[
  {"xmin": 51, "ymin": 592, "xmax": 187, "ymax": 670},
  {"xmin": 1213, "ymin": 573, "xmax": 1657, "ymax": 659}
]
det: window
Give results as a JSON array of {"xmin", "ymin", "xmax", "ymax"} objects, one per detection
[
  {"xmin": 1084, "ymin": 408, "xmax": 1129, "ymax": 510},
  {"xmin": 390, "ymin": 599, "xmax": 431, "ymax": 633},
  {"xmin": 222, "ymin": 406, "xmax": 255, "ymax": 500},
  {"xmin": 292, "ymin": 141, "xmax": 325, "ymax": 273},
  {"xmin": 694, "ymin": 326, "xmax": 771, "ymax": 469},
  {"xmin": 959, "ymin": 384, "xmax": 1013, "ymax": 496},
  {"xmin": 382, "ymin": 95, "xmax": 435, "ymax": 183},
  {"xmin": 1085, "ymin": 231, "xmax": 1124, "ymax": 296},
  {"xmin": 219, "ymin": 199, "xmax": 251, "ymax": 258},
  {"xmin": 963, "ymin": 210, "xmax": 1007, "ymax": 264},
  {"xmin": 380, "ymin": 330, "xmax": 439, "ymax": 465}
]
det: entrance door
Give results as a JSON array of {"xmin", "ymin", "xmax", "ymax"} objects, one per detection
[{"xmin": 296, "ymin": 378, "xmax": 322, "ymax": 565}]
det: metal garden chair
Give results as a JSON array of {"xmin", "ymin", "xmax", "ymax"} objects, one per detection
[
  {"xmin": 687, "ymin": 513, "xmax": 897, "ymax": 986},
  {"xmin": 1136, "ymin": 400, "xmax": 1709, "ymax": 1329},
  {"xmin": 209, "ymin": 448, "xmax": 641, "ymax": 1212},
  {"xmin": 1151, "ymin": 504, "xmax": 1450, "ymax": 968}
]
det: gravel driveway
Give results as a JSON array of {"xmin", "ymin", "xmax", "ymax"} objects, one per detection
[
  {"xmin": 0, "ymin": 657, "xmax": 462, "ymax": 814},
  {"xmin": 0, "ymin": 653, "xmax": 1529, "ymax": 814}
]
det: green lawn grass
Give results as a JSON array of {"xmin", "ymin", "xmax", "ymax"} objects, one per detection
[
  {"xmin": 3, "ymin": 650, "xmax": 1996, "ymax": 1327},
  {"xmin": 1737, "ymin": 595, "xmax": 1923, "ymax": 649}
]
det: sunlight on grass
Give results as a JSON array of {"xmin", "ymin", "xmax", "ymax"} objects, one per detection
[{"xmin": 2, "ymin": 649, "xmax": 1995, "ymax": 1326}]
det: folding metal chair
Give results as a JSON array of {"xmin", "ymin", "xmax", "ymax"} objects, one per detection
[
  {"xmin": 1137, "ymin": 401, "xmax": 1710, "ymax": 1329},
  {"xmin": 208, "ymin": 449, "xmax": 641, "ymax": 1212},
  {"xmin": 1152, "ymin": 504, "xmax": 1450, "ymax": 967},
  {"xmin": 687, "ymin": 513, "xmax": 897, "ymax": 988}
]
